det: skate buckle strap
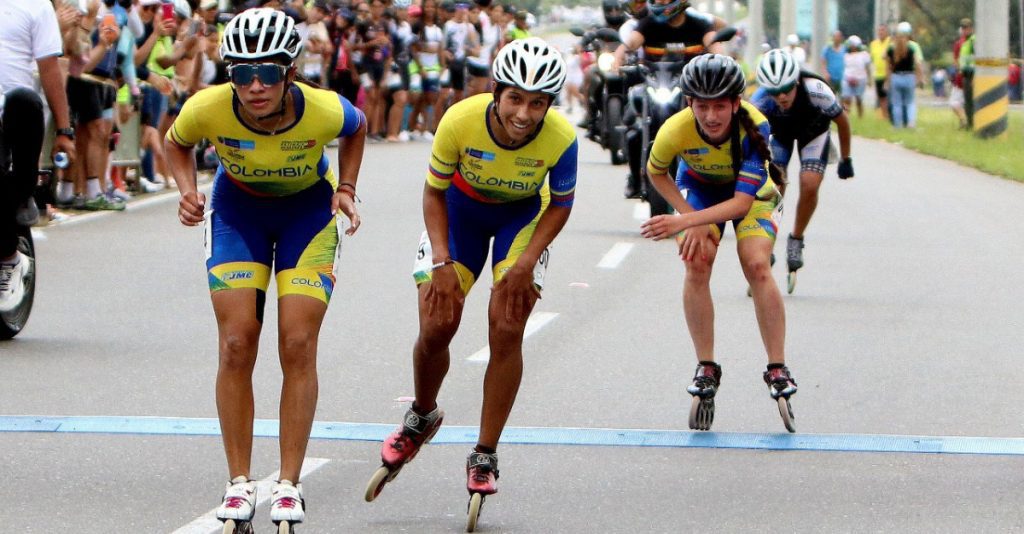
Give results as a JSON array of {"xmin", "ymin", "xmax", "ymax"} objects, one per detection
[
  {"xmin": 467, "ymin": 452, "xmax": 499, "ymax": 478},
  {"xmin": 224, "ymin": 496, "xmax": 249, "ymax": 509}
]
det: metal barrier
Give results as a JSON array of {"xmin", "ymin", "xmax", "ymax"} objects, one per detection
[{"xmin": 111, "ymin": 112, "xmax": 142, "ymax": 170}]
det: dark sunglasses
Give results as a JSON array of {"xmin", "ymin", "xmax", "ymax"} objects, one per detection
[
  {"xmin": 764, "ymin": 82, "xmax": 796, "ymax": 96},
  {"xmin": 228, "ymin": 63, "xmax": 289, "ymax": 86}
]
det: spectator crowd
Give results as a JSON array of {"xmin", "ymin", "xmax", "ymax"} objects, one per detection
[{"xmin": 38, "ymin": 0, "xmax": 543, "ymax": 214}]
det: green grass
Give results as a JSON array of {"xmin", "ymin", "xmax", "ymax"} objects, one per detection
[{"xmin": 848, "ymin": 102, "xmax": 1024, "ymax": 183}]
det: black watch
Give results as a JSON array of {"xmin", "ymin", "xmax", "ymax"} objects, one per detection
[{"xmin": 56, "ymin": 127, "xmax": 75, "ymax": 140}]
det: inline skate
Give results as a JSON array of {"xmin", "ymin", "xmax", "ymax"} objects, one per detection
[
  {"xmin": 365, "ymin": 406, "xmax": 444, "ymax": 501},
  {"xmin": 686, "ymin": 361, "xmax": 722, "ymax": 431}
]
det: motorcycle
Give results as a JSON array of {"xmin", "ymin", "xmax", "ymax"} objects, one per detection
[
  {"xmin": 0, "ymin": 103, "xmax": 38, "ymax": 340},
  {"xmin": 571, "ymin": 26, "xmax": 629, "ymax": 165},
  {"xmin": 621, "ymin": 26, "xmax": 737, "ymax": 216}
]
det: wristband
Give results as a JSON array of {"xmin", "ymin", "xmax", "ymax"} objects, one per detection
[
  {"xmin": 430, "ymin": 258, "xmax": 455, "ymax": 271},
  {"xmin": 337, "ymin": 182, "xmax": 359, "ymax": 201}
]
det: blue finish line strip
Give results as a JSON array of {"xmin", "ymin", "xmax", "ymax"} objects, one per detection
[{"xmin": 2, "ymin": 416, "xmax": 1024, "ymax": 456}]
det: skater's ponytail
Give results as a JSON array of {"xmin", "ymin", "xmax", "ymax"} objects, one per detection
[{"xmin": 733, "ymin": 105, "xmax": 786, "ymax": 192}]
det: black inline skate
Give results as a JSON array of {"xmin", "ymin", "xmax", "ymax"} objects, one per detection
[
  {"xmin": 764, "ymin": 363, "xmax": 798, "ymax": 432},
  {"xmin": 686, "ymin": 361, "xmax": 722, "ymax": 431}
]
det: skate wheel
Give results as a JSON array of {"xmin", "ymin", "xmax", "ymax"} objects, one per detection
[
  {"xmin": 365, "ymin": 466, "xmax": 391, "ymax": 502},
  {"xmin": 688, "ymin": 396, "xmax": 714, "ymax": 431},
  {"xmin": 777, "ymin": 397, "xmax": 796, "ymax": 433},
  {"xmin": 222, "ymin": 520, "xmax": 252, "ymax": 534},
  {"xmin": 466, "ymin": 492, "xmax": 484, "ymax": 532},
  {"xmin": 787, "ymin": 271, "xmax": 797, "ymax": 294},
  {"xmin": 278, "ymin": 520, "xmax": 293, "ymax": 534}
]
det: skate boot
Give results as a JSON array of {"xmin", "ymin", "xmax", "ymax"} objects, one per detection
[
  {"xmin": 271, "ymin": 480, "xmax": 304, "ymax": 533},
  {"xmin": 217, "ymin": 476, "xmax": 256, "ymax": 534},
  {"xmin": 763, "ymin": 363, "xmax": 798, "ymax": 433},
  {"xmin": 466, "ymin": 451, "xmax": 499, "ymax": 532},
  {"xmin": 686, "ymin": 361, "xmax": 722, "ymax": 431},
  {"xmin": 786, "ymin": 234, "xmax": 804, "ymax": 294},
  {"xmin": 364, "ymin": 405, "xmax": 445, "ymax": 502}
]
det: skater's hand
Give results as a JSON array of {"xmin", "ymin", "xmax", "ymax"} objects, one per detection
[
  {"xmin": 678, "ymin": 223, "xmax": 719, "ymax": 262},
  {"xmin": 837, "ymin": 157, "xmax": 854, "ymax": 179},
  {"xmin": 178, "ymin": 190, "xmax": 206, "ymax": 226},
  {"xmin": 425, "ymin": 263, "xmax": 463, "ymax": 324},
  {"xmin": 492, "ymin": 262, "xmax": 540, "ymax": 323},
  {"xmin": 331, "ymin": 191, "xmax": 361, "ymax": 235},
  {"xmin": 641, "ymin": 213, "xmax": 687, "ymax": 241}
]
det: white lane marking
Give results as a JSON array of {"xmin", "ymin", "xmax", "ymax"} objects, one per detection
[
  {"xmin": 467, "ymin": 312, "xmax": 559, "ymax": 362},
  {"xmin": 597, "ymin": 242, "xmax": 634, "ymax": 269},
  {"xmin": 633, "ymin": 203, "xmax": 649, "ymax": 221},
  {"xmin": 30, "ymin": 229, "xmax": 46, "ymax": 241},
  {"xmin": 172, "ymin": 457, "xmax": 330, "ymax": 534}
]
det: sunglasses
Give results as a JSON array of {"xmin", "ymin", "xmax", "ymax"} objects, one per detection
[
  {"xmin": 228, "ymin": 63, "xmax": 289, "ymax": 86},
  {"xmin": 764, "ymin": 82, "xmax": 796, "ymax": 96}
]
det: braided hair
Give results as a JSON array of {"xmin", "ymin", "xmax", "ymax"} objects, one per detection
[{"xmin": 730, "ymin": 104, "xmax": 786, "ymax": 192}]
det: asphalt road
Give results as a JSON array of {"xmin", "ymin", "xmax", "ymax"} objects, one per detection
[{"xmin": 1, "ymin": 109, "xmax": 1023, "ymax": 533}]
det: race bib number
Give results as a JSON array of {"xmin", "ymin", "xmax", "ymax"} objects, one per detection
[
  {"xmin": 412, "ymin": 230, "xmax": 433, "ymax": 276},
  {"xmin": 532, "ymin": 247, "xmax": 550, "ymax": 290},
  {"xmin": 203, "ymin": 209, "xmax": 214, "ymax": 261},
  {"xmin": 333, "ymin": 216, "xmax": 344, "ymax": 277}
]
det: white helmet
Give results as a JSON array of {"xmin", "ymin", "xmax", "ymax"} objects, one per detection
[
  {"xmin": 757, "ymin": 48, "xmax": 800, "ymax": 90},
  {"xmin": 491, "ymin": 37, "xmax": 566, "ymax": 96},
  {"xmin": 896, "ymin": 21, "xmax": 912, "ymax": 35},
  {"xmin": 221, "ymin": 8, "xmax": 303, "ymax": 62},
  {"xmin": 846, "ymin": 35, "xmax": 862, "ymax": 48},
  {"xmin": 785, "ymin": 33, "xmax": 800, "ymax": 46}
]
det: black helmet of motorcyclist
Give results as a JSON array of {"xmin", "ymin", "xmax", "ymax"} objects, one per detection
[
  {"xmin": 679, "ymin": 53, "xmax": 746, "ymax": 100},
  {"xmin": 603, "ymin": 0, "xmax": 626, "ymax": 27}
]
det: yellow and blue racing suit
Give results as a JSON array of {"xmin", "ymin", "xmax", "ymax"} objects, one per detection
[
  {"xmin": 167, "ymin": 82, "xmax": 364, "ymax": 304},
  {"xmin": 415, "ymin": 93, "xmax": 578, "ymax": 293},
  {"xmin": 647, "ymin": 100, "xmax": 781, "ymax": 242}
]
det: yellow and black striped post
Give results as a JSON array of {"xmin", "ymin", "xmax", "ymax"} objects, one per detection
[{"xmin": 973, "ymin": 58, "xmax": 1010, "ymax": 138}]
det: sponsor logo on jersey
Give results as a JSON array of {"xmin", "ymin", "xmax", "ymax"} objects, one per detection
[
  {"xmin": 217, "ymin": 137, "xmax": 256, "ymax": 150},
  {"xmin": 466, "ymin": 148, "xmax": 496, "ymax": 161},
  {"xmin": 518, "ymin": 171, "xmax": 537, "ymax": 178},
  {"xmin": 292, "ymin": 277, "xmax": 324, "ymax": 288},
  {"xmin": 281, "ymin": 139, "xmax": 317, "ymax": 151},
  {"xmin": 287, "ymin": 153, "xmax": 308, "ymax": 163},
  {"xmin": 223, "ymin": 162, "xmax": 315, "ymax": 178},
  {"xmin": 684, "ymin": 148, "xmax": 710, "ymax": 155},
  {"xmin": 223, "ymin": 271, "xmax": 254, "ymax": 281},
  {"xmin": 514, "ymin": 157, "xmax": 544, "ymax": 167}
]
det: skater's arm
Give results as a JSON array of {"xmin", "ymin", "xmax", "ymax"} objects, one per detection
[{"xmin": 833, "ymin": 110, "xmax": 851, "ymax": 159}]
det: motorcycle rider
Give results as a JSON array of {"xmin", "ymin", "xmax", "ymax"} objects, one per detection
[
  {"xmin": 581, "ymin": 0, "xmax": 629, "ymax": 135},
  {"xmin": 614, "ymin": 0, "xmax": 724, "ymax": 199}
]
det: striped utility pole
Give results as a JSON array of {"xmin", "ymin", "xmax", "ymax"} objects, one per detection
[
  {"xmin": 745, "ymin": 0, "xmax": 765, "ymax": 70},
  {"xmin": 779, "ymin": 0, "xmax": 797, "ymax": 44},
  {"xmin": 973, "ymin": 0, "xmax": 1010, "ymax": 138}
]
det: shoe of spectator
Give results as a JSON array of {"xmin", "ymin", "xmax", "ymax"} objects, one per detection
[
  {"xmin": 398, "ymin": 131, "xmax": 411, "ymax": 142},
  {"xmin": 71, "ymin": 194, "xmax": 87, "ymax": 210},
  {"xmin": 15, "ymin": 198, "xmax": 39, "ymax": 227},
  {"xmin": 385, "ymin": 135, "xmax": 400, "ymax": 142},
  {"xmin": 422, "ymin": 131, "xmax": 434, "ymax": 141},
  {"xmin": 0, "ymin": 251, "xmax": 32, "ymax": 313},
  {"xmin": 140, "ymin": 177, "xmax": 164, "ymax": 194},
  {"xmin": 108, "ymin": 186, "xmax": 133, "ymax": 202},
  {"xmin": 83, "ymin": 194, "xmax": 126, "ymax": 211}
]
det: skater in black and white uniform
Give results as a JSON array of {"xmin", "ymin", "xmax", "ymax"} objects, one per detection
[{"xmin": 752, "ymin": 48, "xmax": 854, "ymax": 293}]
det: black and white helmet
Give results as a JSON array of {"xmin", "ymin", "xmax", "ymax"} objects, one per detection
[
  {"xmin": 221, "ymin": 8, "xmax": 303, "ymax": 63},
  {"xmin": 679, "ymin": 54, "xmax": 746, "ymax": 99},
  {"xmin": 491, "ymin": 37, "xmax": 566, "ymax": 96},
  {"xmin": 756, "ymin": 49, "xmax": 799, "ymax": 91}
]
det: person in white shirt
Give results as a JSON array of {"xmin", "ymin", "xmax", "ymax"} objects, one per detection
[
  {"xmin": 841, "ymin": 35, "xmax": 872, "ymax": 118},
  {"xmin": 783, "ymin": 33, "xmax": 807, "ymax": 66},
  {"xmin": 0, "ymin": 0, "xmax": 76, "ymax": 312}
]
